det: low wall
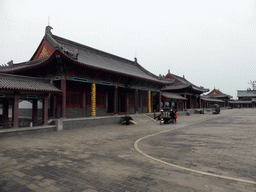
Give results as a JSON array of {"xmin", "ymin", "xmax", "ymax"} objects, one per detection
[
  {"xmin": 59, "ymin": 115, "xmax": 122, "ymax": 130},
  {"xmin": 0, "ymin": 125, "xmax": 56, "ymax": 137},
  {"xmin": 18, "ymin": 109, "xmax": 43, "ymax": 117},
  {"xmin": 1, "ymin": 116, "xmax": 122, "ymax": 136}
]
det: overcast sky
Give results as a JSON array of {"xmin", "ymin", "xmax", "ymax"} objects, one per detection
[{"xmin": 1, "ymin": 0, "xmax": 256, "ymax": 99}]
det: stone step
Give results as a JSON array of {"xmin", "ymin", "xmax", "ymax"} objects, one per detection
[{"xmin": 129, "ymin": 114, "xmax": 156, "ymax": 124}]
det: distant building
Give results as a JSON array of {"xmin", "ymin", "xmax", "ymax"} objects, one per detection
[
  {"xmin": 237, "ymin": 90, "xmax": 256, "ymax": 100},
  {"xmin": 159, "ymin": 70, "xmax": 209, "ymax": 110},
  {"xmin": 229, "ymin": 90, "xmax": 256, "ymax": 108},
  {"xmin": 201, "ymin": 88, "xmax": 232, "ymax": 108}
]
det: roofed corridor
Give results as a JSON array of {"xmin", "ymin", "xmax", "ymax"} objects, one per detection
[{"xmin": 0, "ymin": 109, "xmax": 255, "ymax": 192}]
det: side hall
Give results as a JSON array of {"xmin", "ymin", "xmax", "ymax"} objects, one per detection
[
  {"xmin": 0, "ymin": 73, "xmax": 61, "ymax": 127},
  {"xmin": 160, "ymin": 70, "xmax": 209, "ymax": 110},
  {"xmin": 201, "ymin": 88, "xmax": 232, "ymax": 108}
]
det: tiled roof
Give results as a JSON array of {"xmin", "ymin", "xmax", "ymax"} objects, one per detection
[
  {"xmin": 0, "ymin": 73, "xmax": 61, "ymax": 93},
  {"xmin": 229, "ymin": 100, "xmax": 253, "ymax": 104},
  {"xmin": 200, "ymin": 96, "xmax": 224, "ymax": 103},
  {"xmin": 0, "ymin": 26, "xmax": 172, "ymax": 85},
  {"xmin": 44, "ymin": 29, "xmax": 171, "ymax": 84},
  {"xmin": 237, "ymin": 90, "xmax": 256, "ymax": 97},
  {"xmin": 0, "ymin": 57, "xmax": 50, "ymax": 73},
  {"xmin": 162, "ymin": 83, "xmax": 191, "ymax": 91},
  {"xmin": 191, "ymin": 85, "xmax": 209, "ymax": 92},
  {"xmin": 205, "ymin": 89, "xmax": 232, "ymax": 98},
  {"xmin": 161, "ymin": 72, "xmax": 209, "ymax": 93},
  {"xmin": 161, "ymin": 92, "xmax": 187, "ymax": 100}
]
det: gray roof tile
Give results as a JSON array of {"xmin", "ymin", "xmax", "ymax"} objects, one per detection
[
  {"xmin": 47, "ymin": 34, "xmax": 171, "ymax": 84},
  {"xmin": 205, "ymin": 89, "xmax": 232, "ymax": 98},
  {"xmin": 200, "ymin": 96, "xmax": 224, "ymax": 102},
  {"xmin": 161, "ymin": 92, "xmax": 187, "ymax": 100},
  {"xmin": 0, "ymin": 29, "xmax": 172, "ymax": 85},
  {"xmin": 0, "ymin": 73, "xmax": 61, "ymax": 93},
  {"xmin": 237, "ymin": 90, "xmax": 256, "ymax": 97},
  {"xmin": 161, "ymin": 73, "xmax": 209, "ymax": 93},
  {"xmin": 229, "ymin": 100, "xmax": 252, "ymax": 104}
]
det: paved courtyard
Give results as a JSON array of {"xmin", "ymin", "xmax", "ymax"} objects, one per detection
[{"xmin": 0, "ymin": 109, "xmax": 256, "ymax": 192}]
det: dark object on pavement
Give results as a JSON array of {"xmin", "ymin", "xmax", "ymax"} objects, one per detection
[
  {"xmin": 212, "ymin": 104, "xmax": 220, "ymax": 114},
  {"xmin": 122, "ymin": 116, "xmax": 133, "ymax": 125},
  {"xmin": 160, "ymin": 107, "xmax": 175, "ymax": 124}
]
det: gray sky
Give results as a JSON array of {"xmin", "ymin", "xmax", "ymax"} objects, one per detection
[{"xmin": 1, "ymin": 0, "xmax": 256, "ymax": 99}]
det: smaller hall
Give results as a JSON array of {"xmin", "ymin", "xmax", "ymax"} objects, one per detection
[
  {"xmin": 229, "ymin": 89, "xmax": 256, "ymax": 108},
  {"xmin": 159, "ymin": 70, "xmax": 209, "ymax": 110},
  {"xmin": 0, "ymin": 73, "xmax": 61, "ymax": 127},
  {"xmin": 201, "ymin": 88, "xmax": 232, "ymax": 108}
]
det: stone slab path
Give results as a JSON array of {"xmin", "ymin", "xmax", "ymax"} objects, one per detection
[{"xmin": 0, "ymin": 109, "xmax": 255, "ymax": 192}]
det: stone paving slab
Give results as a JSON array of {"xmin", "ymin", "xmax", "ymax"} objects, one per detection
[
  {"xmin": 138, "ymin": 110, "xmax": 256, "ymax": 182},
  {"xmin": 0, "ymin": 109, "xmax": 256, "ymax": 191}
]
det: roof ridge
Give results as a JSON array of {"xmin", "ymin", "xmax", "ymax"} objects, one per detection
[
  {"xmin": 51, "ymin": 35, "xmax": 137, "ymax": 65},
  {"xmin": 168, "ymin": 72, "xmax": 208, "ymax": 91},
  {"xmin": 0, "ymin": 73, "xmax": 61, "ymax": 93},
  {"xmin": 0, "ymin": 57, "xmax": 50, "ymax": 68},
  {"xmin": 165, "ymin": 72, "xmax": 190, "ymax": 84},
  {"xmin": 50, "ymin": 34, "xmax": 167, "ymax": 81},
  {"xmin": 134, "ymin": 61, "xmax": 161, "ymax": 80},
  {"xmin": 0, "ymin": 73, "xmax": 48, "ymax": 82}
]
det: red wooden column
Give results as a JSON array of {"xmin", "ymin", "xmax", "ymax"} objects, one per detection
[
  {"xmin": 12, "ymin": 93, "xmax": 19, "ymax": 128},
  {"xmin": 105, "ymin": 92, "xmax": 108, "ymax": 113},
  {"xmin": 190, "ymin": 95, "xmax": 192, "ymax": 108},
  {"xmin": 159, "ymin": 91, "xmax": 162, "ymax": 112},
  {"xmin": 43, "ymin": 95, "xmax": 48, "ymax": 125},
  {"xmin": 61, "ymin": 75, "xmax": 66, "ymax": 118},
  {"xmin": 114, "ymin": 83, "xmax": 118, "ymax": 114},
  {"xmin": 32, "ymin": 99, "xmax": 38, "ymax": 123},
  {"xmin": 184, "ymin": 93, "xmax": 187, "ymax": 109},
  {"xmin": 51, "ymin": 78, "xmax": 57, "ymax": 118},
  {"xmin": 3, "ymin": 99, "xmax": 9, "ymax": 127},
  {"xmin": 83, "ymin": 90, "xmax": 86, "ymax": 116},
  {"xmin": 52, "ymin": 95, "xmax": 56, "ymax": 118},
  {"xmin": 135, "ymin": 88, "xmax": 138, "ymax": 113}
]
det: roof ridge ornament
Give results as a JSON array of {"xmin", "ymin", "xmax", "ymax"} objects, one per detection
[
  {"xmin": 0, "ymin": 60, "xmax": 13, "ymax": 68},
  {"xmin": 44, "ymin": 26, "xmax": 79, "ymax": 60},
  {"xmin": 45, "ymin": 26, "xmax": 53, "ymax": 36},
  {"xmin": 60, "ymin": 44, "xmax": 79, "ymax": 60},
  {"xmin": 7, "ymin": 60, "xmax": 13, "ymax": 66},
  {"xmin": 134, "ymin": 57, "xmax": 138, "ymax": 65}
]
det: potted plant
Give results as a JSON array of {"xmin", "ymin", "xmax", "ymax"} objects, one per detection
[{"xmin": 122, "ymin": 116, "xmax": 133, "ymax": 125}]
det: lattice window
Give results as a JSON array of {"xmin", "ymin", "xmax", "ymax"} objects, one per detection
[
  {"xmin": 86, "ymin": 92, "xmax": 91, "ymax": 107},
  {"xmin": 96, "ymin": 93, "xmax": 105, "ymax": 108},
  {"xmin": 142, "ymin": 95, "xmax": 148, "ymax": 107},
  {"xmin": 67, "ymin": 91, "xmax": 82, "ymax": 108},
  {"xmin": 129, "ymin": 95, "xmax": 135, "ymax": 108}
]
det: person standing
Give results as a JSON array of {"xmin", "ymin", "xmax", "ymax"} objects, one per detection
[{"xmin": 174, "ymin": 110, "xmax": 177, "ymax": 123}]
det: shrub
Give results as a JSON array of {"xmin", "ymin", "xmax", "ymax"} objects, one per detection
[{"xmin": 122, "ymin": 116, "xmax": 133, "ymax": 125}]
